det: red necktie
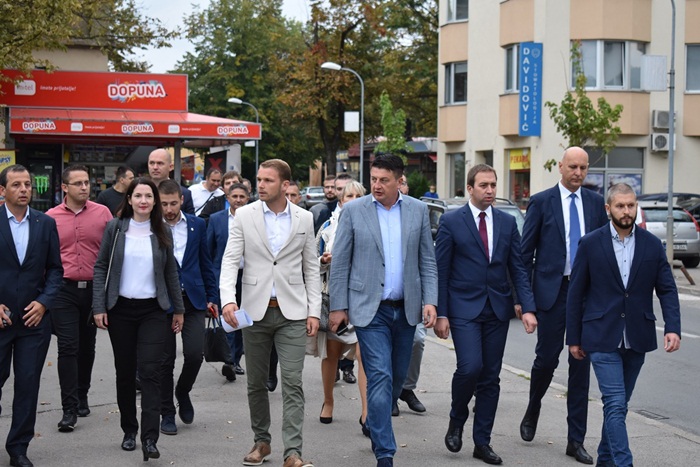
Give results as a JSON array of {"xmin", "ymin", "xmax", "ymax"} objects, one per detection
[{"xmin": 479, "ymin": 211, "xmax": 489, "ymax": 261}]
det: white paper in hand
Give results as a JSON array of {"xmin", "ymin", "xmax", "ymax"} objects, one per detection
[{"xmin": 221, "ymin": 309, "xmax": 254, "ymax": 333}]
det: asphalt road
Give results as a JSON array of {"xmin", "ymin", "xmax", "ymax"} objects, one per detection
[{"xmin": 503, "ymin": 291, "xmax": 700, "ymax": 437}]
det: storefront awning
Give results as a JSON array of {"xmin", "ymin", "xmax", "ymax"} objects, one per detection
[{"xmin": 8, "ymin": 107, "xmax": 261, "ymax": 146}]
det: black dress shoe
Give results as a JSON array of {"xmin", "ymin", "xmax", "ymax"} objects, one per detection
[
  {"xmin": 519, "ymin": 411, "xmax": 539, "ymax": 442},
  {"xmin": 142, "ymin": 439, "xmax": 160, "ymax": 461},
  {"xmin": 376, "ymin": 457, "xmax": 393, "ymax": 467},
  {"xmin": 175, "ymin": 388, "xmax": 194, "ymax": 424},
  {"xmin": 57, "ymin": 411, "xmax": 77, "ymax": 432},
  {"xmin": 444, "ymin": 420, "xmax": 463, "ymax": 453},
  {"xmin": 222, "ymin": 363, "xmax": 237, "ymax": 382},
  {"xmin": 266, "ymin": 375, "xmax": 278, "ymax": 392},
  {"xmin": 234, "ymin": 363, "xmax": 245, "ymax": 375},
  {"xmin": 342, "ymin": 369, "xmax": 357, "ymax": 384},
  {"xmin": 473, "ymin": 445, "xmax": 503, "ymax": 465},
  {"xmin": 391, "ymin": 401, "xmax": 400, "ymax": 417},
  {"xmin": 399, "ymin": 389, "xmax": 426, "ymax": 413},
  {"xmin": 121, "ymin": 432, "xmax": 137, "ymax": 451},
  {"xmin": 9, "ymin": 455, "xmax": 33, "ymax": 467},
  {"xmin": 359, "ymin": 416, "xmax": 370, "ymax": 437},
  {"xmin": 566, "ymin": 441, "xmax": 594, "ymax": 465},
  {"xmin": 77, "ymin": 399, "xmax": 91, "ymax": 417}
]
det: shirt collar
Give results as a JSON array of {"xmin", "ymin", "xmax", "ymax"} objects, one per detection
[
  {"xmin": 262, "ymin": 199, "xmax": 291, "ymax": 216},
  {"xmin": 558, "ymin": 181, "xmax": 582, "ymax": 199},
  {"xmin": 166, "ymin": 211, "xmax": 187, "ymax": 226},
  {"xmin": 371, "ymin": 191, "xmax": 403, "ymax": 209},
  {"xmin": 468, "ymin": 201, "xmax": 492, "ymax": 218},
  {"xmin": 6, "ymin": 206, "xmax": 29, "ymax": 222},
  {"xmin": 609, "ymin": 221, "xmax": 635, "ymax": 240}
]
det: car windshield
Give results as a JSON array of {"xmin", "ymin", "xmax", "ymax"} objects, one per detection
[{"xmin": 644, "ymin": 209, "xmax": 693, "ymax": 223}]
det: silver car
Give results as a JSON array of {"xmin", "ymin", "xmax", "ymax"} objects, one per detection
[
  {"xmin": 639, "ymin": 201, "xmax": 700, "ymax": 268},
  {"xmin": 301, "ymin": 186, "xmax": 326, "ymax": 209}
]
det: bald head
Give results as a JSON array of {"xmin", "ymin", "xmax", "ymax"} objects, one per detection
[
  {"xmin": 148, "ymin": 148, "xmax": 173, "ymax": 183},
  {"xmin": 559, "ymin": 146, "xmax": 589, "ymax": 192}
]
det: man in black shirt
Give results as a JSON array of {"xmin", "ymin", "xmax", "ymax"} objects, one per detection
[{"xmin": 95, "ymin": 165, "xmax": 134, "ymax": 215}]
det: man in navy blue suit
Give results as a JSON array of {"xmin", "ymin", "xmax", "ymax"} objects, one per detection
[
  {"xmin": 567, "ymin": 183, "xmax": 681, "ymax": 467},
  {"xmin": 207, "ymin": 182, "xmax": 250, "ymax": 381},
  {"xmin": 157, "ymin": 180, "xmax": 219, "ymax": 435},
  {"xmin": 519, "ymin": 146, "xmax": 609, "ymax": 465},
  {"xmin": 435, "ymin": 164, "xmax": 537, "ymax": 465},
  {"xmin": 148, "ymin": 148, "xmax": 194, "ymax": 215},
  {"xmin": 0, "ymin": 165, "xmax": 63, "ymax": 467}
]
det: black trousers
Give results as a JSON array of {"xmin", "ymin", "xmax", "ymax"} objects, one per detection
[
  {"xmin": 160, "ymin": 295, "xmax": 205, "ymax": 416},
  {"xmin": 51, "ymin": 283, "xmax": 97, "ymax": 413},
  {"xmin": 107, "ymin": 297, "xmax": 167, "ymax": 442}
]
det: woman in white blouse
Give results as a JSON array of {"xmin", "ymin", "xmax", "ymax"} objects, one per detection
[{"xmin": 92, "ymin": 178, "xmax": 184, "ymax": 461}]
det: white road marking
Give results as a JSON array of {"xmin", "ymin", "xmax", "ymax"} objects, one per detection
[{"xmin": 656, "ymin": 326, "xmax": 699, "ymax": 339}]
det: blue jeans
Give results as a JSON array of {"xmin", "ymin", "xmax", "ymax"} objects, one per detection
[
  {"xmin": 589, "ymin": 349, "xmax": 646, "ymax": 467},
  {"xmin": 355, "ymin": 303, "xmax": 415, "ymax": 460}
]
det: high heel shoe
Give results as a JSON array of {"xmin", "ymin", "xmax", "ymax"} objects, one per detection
[
  {"xmin": 359, "ymin": 416, "xmax": 370, "ymax": 437},
  {"xmin": 319, "ymin": 403, "xmax": 333, "ymax": 424},
  {"xmin": 142, "ymin": 439, "xmax": 160, "ymax": 461},
  {"xmin": 121, "ymin": 432, "xmax": 137, "ymax": 451}
]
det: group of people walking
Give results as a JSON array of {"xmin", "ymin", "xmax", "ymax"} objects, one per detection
[{"xmin": 0, "ymin": 145, "xmax": 682, "ymax": 467}]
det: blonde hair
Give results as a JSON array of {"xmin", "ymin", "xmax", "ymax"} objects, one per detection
[{"xmin": 340, "ymin": 180, "xmax": 366, "ymax": 199}]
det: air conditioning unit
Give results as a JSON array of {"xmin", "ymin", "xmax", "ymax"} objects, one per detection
[
  {"xmin": 652, "ymin": 110, "xmax": 671, "ymax": 129},
  {"xmin": 651, "ymin": 133, "xmax": 670, "ymax": 152}
]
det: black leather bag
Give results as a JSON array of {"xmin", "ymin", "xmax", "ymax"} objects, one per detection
[
  {"xmin": 204, "ymin": 317, "xmax": 230, "ymax": 363},
  {"xmin": 318, "ymin": 292, "xmax": 331, "ymax": 332}
]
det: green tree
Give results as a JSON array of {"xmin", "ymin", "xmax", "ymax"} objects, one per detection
[
  {"xmin": 375, "ymin": 90, "xmax": 411, "ymax": 157},
  {"xmin": 544, "ymin": 41, "xmax": 623, "ymax": 170},
  {"xmin": 0, "ymin": 0, "xmax": 178, "ymax": 75}
]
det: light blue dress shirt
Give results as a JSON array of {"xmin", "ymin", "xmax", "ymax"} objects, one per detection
[
  {"xmin": 373, "ymin": 193, "xmax": 404, "ymax": 301},
  {"xmin": 7, "ymin": 207, "xmax": 30, "ymax": 265},
  {"xmin": 610, "ymin": 222, "xmax": 636, "ymax": 348}
]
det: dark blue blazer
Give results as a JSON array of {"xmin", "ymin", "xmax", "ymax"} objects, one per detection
[
  {"xmin": 177, "ymin": 213, "xmax": 218, "ymax": 310},
  {"xmin": 181, "ymin": 186, "xmax": 195, "ymax": 215},
  {"xmin": 521, "ymin": 185, "xmax": 608, "ymax": 311},
  {"xmin": 436, "ymin": 204, "xmax": 535, "ymax": 321},
  {"xmin": 0, "ymin": 206, "xmax": 63, "ymax": 316},
  {"xmin": 566, "ymin": 224, "xmax": 681, "ymax": 353},
  {"xmin": 206, "ymin": 209, "xmax": 229, "ymax": 279}
]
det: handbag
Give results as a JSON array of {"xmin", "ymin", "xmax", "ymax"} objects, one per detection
[
  {"xmin": 318, "ymin": 292, "xmax": 331, "ymax": 332},
  {"xmin": 204, "ymin": 317, "xmax": 231, "ymax": 363}
]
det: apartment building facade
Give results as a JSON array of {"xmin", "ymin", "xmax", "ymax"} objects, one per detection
[{"xmin": 437, "ymin": 0, "xmax": 700, "ymax": 207}]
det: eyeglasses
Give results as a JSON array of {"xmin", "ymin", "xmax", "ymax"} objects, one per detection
[{"xmin": 65, "ymin": 181, "xmax": 91, "ymax": 187}]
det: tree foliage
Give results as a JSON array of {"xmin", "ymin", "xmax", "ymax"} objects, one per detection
[
  {"xmin": 375, "ymin": 90, "xmax": 411, "ymax": 156},
  {"xmin": 544, "ymin": 41, "xmax": 623, "ymax": 170},
  {"xmin": 0, "ymin": 0, "xmax": 178, "ymax": 74}
]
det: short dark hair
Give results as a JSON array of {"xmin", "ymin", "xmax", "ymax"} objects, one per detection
[
  {"xmin": 116, "ymin": 165, "xmax": 134, "ymax": 180},
  {"xmin": 223, "ymin": 170, "xmax": 241, "ymax": 184},
  {"xmin": 371, "ymin": 154, "xmax": 404, "ymax": 179},
  {"xmin": 227, "ymin": 182, "xmax": 250, "ymax": 196},
  {"xmin": 606, "ymin": 183, "xmax": 636, "ymax": 205},
  {"xmin": 288, "ymin": 180, "xmax": 299, "ymax": 188},
  {"xmin": 260, "ymin": 159, "xmax": 291, "ymax": 182},
  {"xmin": 158, "ymin": 179, "xmax": 182, "ymax": 196},
  {"xmin": 206, "ymin": 168, "xmax": 222, "ymax": 179},
  {"xmin": 336, "ymin": 173, "xmax": 353, "ymax": 182},
  {"xmin": 61, "ymin": 165, "xmax": 90, "ymax": 184},
  {"xmin": 467, "ymin": 164, "xmax": 498, "ymax": 188},
  {"xmin": 0, "ymin": 164, "xmax": 28, "ymax": 187},
  {"xmin": 323, "ymin": 175, "xmax": 336, "ymax": 183}
]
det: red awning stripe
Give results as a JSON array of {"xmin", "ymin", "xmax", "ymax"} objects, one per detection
[{"xmin": 8, "ymin": 107, "xmax": 261, "ymax": 141}]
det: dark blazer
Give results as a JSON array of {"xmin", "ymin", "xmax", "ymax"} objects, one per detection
[
  {"xmin": 0, "ymin": 205, "xmax": 63, "ymax": 317},
  {"xmin": 521, "ymin": 185, "xmax": 608, "ymax": 311},
  {"xmin": 178, "ymin": 213, "xmax": 218, "ymax": 310},
  {"xmin": 207, "ymin": 208, "xmax": 229, "ymax": 278},
  {"xmin": 566, "ymin": 224, "xmax": 681, "ymax": 353},
  {"xmin": 436, "ymin": 205, "xmax": 535, "ymax": 321},
  {"xmin": 180, "ymin": 186, "xmax": 195, "ymax": 215},
  {"xmin": 92, "ymin": 218, "xmax": 185, "ymax": 315},
  {"xmin": 199, "ymin": 195, "xmax": 226, "ymax": 223}
]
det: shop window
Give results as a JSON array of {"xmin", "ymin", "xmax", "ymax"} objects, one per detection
[
  {"xmin": 448, "ymin": 152, "xmax": 466, "ymax": 197},
  {"xmin": 583, "ymin": 147, "xmax": 644, "ymax": 197},
  {"xmin": 445, "ymin": 62, "xmax": 468, "ymax": 104}
]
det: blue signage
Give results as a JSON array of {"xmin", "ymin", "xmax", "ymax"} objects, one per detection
[{"xmin": 518, "ymin": 42, "xmax": 543, "ymax": 137}]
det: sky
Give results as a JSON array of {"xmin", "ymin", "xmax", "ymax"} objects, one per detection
[{"xmin": 137, "ymin": 0, "xmax": 310, "ymax": 73}]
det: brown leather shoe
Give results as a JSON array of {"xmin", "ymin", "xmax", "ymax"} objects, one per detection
[
  {"xmin": 242, "ymin": 442, "xmax": 271, "ymax": 466},
  {"xmin": 282, "ymin": 454, "xmax": 314, "ymax": 467}
]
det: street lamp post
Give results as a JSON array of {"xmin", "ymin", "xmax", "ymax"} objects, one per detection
[
  {"xmin": 228, "ymin": 97, "xmax": 260, "ymax": 191},
  {"xmin": 321, "ymin": 61, "xmax": 365, "ymax": 185},
  {"xmin": 665, "ymin": 0, "xmax": 676, "ymax": 265}
]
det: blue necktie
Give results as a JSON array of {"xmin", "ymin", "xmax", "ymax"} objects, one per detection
[{"xmin": 569, "ymin": 193, "xmax": 581, "ymax": 267}]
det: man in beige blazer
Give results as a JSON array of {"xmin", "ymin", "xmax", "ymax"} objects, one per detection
[{"xmin": 220, "ymin": 159, "xmax": 321, "ymax": 467}]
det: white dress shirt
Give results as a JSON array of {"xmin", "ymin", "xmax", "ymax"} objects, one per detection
[
  {"xmin": 262, "ymin": 200, "xmax": 292, "ymax": 298},
  {"xmin": 559, "ymin": 182, "xmax": 586, "ymax": 275},
  {"xmin": 167, "ymin": 212, "xmax": 188, "ymax": 267}
]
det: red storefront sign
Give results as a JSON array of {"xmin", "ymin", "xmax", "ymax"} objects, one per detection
[
  {"xmin": 0, "ymin": 69, "xmax": 188, "ymax": 111},
  {"xmin": 8, "ymin": 108, "xmax": 261, "ymax": 140}
]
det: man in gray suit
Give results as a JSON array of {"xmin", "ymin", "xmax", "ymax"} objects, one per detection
[{"xmin": 329, "ymin": 154, "xmax": 438, "ymax": 467}]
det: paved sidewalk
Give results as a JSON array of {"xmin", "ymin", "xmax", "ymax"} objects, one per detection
[{"xmin": 2, "ymin": 321, "xmax": 699, "ymax": 466}]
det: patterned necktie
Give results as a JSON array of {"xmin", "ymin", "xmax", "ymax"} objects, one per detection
[
  {"xmin": 569, "ymin": 193, "xmax": 581, "ymax": 267},
  {"xmin": 479, "ymin": 211, "xmax": 489, "ymax": 262}
]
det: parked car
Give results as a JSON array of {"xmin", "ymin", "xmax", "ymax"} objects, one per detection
[
  {"xmin": 421, "ymin": 197, "xmax": 525, "ymax": 240},
  {"xmin": 301, "ymin": 186, "xmax": 326, "ymax": 209},
  {"xmin": 637, "ymin": 192, "xmax": 700, "ymax": 204},
  {"xmin": 678, "ymin": 197, "xmax": 700, "ymax": 223},
  {"xmin": 638, "ymin": 201, "xmax": 700, "ymax": 268}
]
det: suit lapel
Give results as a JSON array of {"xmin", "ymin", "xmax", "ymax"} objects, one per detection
[
  {"xmin": 461, "ymin": 205, "xmax": 487, "ymax": 261},
  {"xmin": 581, "ymin": 189, "xmax": 597, "ymax": 234},
  {"xmin": 550, "ymin": 186, "xmax": 566, "ymax": 244},
  {"xmin": 279, "ymin": 203, "xmax": 301, "ymax": 252},
  {"xmin": 252, "ymin": 201, "xmax": 274, "ymax": 257},
  {"xmin": 26, "ymin": 208, "xmax": 41, "ymax": 263},
  {"xmin": 626, "ymin": 229, "xmax": 645, "ymax": 290},
  {"xmin": 0, "ymin": 206, "xmax": 20, "ymax": 266},
  {"xmin": 183, "ymin": 214, "xmax": 197, "ymax": 265},
  {"xmin": 600, "ymin": 228, "xmax": 625, "ymax": 290},
  {"xmin": 400, "ymin": 198, "xmax": 412, "ymax": 262},
  {"xmin": 360, "ymin": 197, "xmax": 385, "ymax": 260},
  {"xmin": 491, "ymin": 208, "xmax": 501, "ymax": 255}
]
